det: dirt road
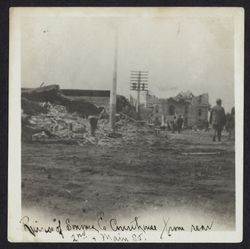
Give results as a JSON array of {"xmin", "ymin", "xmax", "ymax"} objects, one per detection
[{"xmin": 22, "ymin": 129, "xmax": 235, "ymax": 230}]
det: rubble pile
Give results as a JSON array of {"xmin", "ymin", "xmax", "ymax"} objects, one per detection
[
  {"xmin": 117, "ymin": 95, "xmax": 137, "ymax": 119},
  {"xmin": 116, "ymin": 118, "xmax": 165, "ymax": 145},
  {"xmin": 21, "ymin": 84, "xmax": 164, "ymax": 146},
  {"xmin": 22, "ymin": 97, "xmax": 48, "ymax": 115},
  {"xmin": 22, "ymin": 85, "xmax": 101, "ymax": 144},
  {"xmin": 22, "ymin": 105, "xmax": 160, "ymax": 146},
  {"xmin": 22, "ymin": 103, "xmax": 111, "ymax": 145}
]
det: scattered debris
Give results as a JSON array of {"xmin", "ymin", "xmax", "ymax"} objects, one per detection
[
  {"xmin": 21, "ymin": 84, "xmax": 166, "ymax": 146},
  {"xmin": 32, "ymin": 131, "xmax": 48, "ymax": 140}
]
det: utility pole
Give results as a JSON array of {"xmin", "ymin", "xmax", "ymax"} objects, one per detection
[
  {"xmin": 109, "ymin": 29, "xmax": 118, "ymax": 130},
  {"xmin": 130, "ymin": 71, "xmax": 148, "ymax": 119},
  {"xmin": 136, "ymin": 72, "xmax": 141, "ymax": 114}
]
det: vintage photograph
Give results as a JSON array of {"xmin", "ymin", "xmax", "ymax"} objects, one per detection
[{"xmin": 8, "ymin": 7, "xmax": 244, "ymax": 242}]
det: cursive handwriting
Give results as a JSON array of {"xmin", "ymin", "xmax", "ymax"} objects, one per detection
[
  {"xmin": 66, "ymin": 218, "xmax": 99, "ymax": 233},
  {"xmin": 191, "ymin": 221, "xmax": 214, "ymax": 232},
  {"xmin": 160, "ymin": 218, "xmax": 185, "ymax": 238},
  {"xmin": 19, "ymin": 213, "xmax": 214, "ymax": 242},
  {"xmin": 19, "ymin": 216, "xmax": 64, "ymax": 238},
  {"xmin": 110, "ymin": 216, "xmax": 157, "ymax": 233}
]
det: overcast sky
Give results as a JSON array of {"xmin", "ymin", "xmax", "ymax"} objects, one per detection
[{"xmin": 21, "ymin": 9, "xmax": 235, "ymax": 112}]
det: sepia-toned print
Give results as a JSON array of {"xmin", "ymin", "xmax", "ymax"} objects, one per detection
[{"xmin": 8, "ymin": 7, "xmax": 244, "ymax": 242}]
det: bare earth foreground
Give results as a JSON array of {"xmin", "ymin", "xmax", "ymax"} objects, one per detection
[{"xmin": 22, "ymin": 129, "xmax": 235, "ymax": 230}]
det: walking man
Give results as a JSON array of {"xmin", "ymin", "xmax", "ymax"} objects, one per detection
[
  {"xmin": 172, "ymin": 115, "xmax": 177, "ymax": 133},
  {"xmin": 177, "ymin": 115, "xmax": 184, "ymax": 133},
  {"xmin": 209, "ymin": 98, "xmax": 226, "ymax": 142}
]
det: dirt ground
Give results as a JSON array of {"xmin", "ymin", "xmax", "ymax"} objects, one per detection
[{"xmin": 22, "ymin": 128, "xmax": 235, "ymax": 230}]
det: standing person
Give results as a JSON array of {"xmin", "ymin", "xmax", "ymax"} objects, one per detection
[
  {"xmin": 225, "ymin": 113, "xmax": 231, "ymax": 133},
  {"xmin": 228, "ymin": 106, "xmax": 235, "ymax": 139},
  {"xmin": 172, "ymin": 116, "xmax": 177, "ymax": 133},
  {"xmin": 167, "ymin": 121, "xmax": 171, "ymax": 131},
  {"xmin": 177, "ymin": 115, "xmax": 184, "ymax": 133},
  {"xmin": 209, "ymin": 98, "xmax": 226, "ymax": 142},
  {"xmin": 88, "ymin": 107, "xmax": 109, "ymax": 136},
  {"xmin": 88, "ymin": 115, "xmax": 99, "ymax": 136},
  {"xmin": 204, "ymin": 119, "xmax": 209, "ymax": 132}
]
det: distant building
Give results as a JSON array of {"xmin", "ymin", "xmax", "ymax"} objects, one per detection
[{"xmin": 135, "ymin": 91, "xmax": 210, "ymax": 128}]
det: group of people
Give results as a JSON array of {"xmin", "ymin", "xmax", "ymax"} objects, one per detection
[
  {"xmin": 172, "ymin": 115, "xmax": 184, "ymax": 133},
  {"xmin": 158, "ymin": 115, "xmax": 184, "ymax": 133},
  {"xmin": 161, "ymin": 98, "xmax": 234, "ymax": 142},
  {"xmin": 209, "ymin": 99, "xmax": 235, "ymax": 142},
  {"xmin": 87, "ymin": 98, "xmax": 234, "ymax": 143}
]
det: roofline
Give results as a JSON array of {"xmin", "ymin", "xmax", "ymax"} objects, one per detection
[{"xmin": 62, "ymin": 89, "xmax": 110, "ymax": 97}]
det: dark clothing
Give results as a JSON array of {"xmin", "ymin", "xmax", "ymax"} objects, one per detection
[
  {"xmin": 227, "ymin": 107, "xmax": 235, "ymax": 139},
  {"xmin": 177, "ymin": 117, "xmax": 184, "ymax": 133},
  {"xmin": 210, "ymin": 104, "xmax": 226, "ymax": 141},
  {"xmin": 205, "ymin": 120, "xmax": 209, "ymax": 132},
  {"xmin": 89, "ymin": 116, "xmax": 98, "ymax": 136},
  {"xmin": 213, "ymin": 124, "xmax": 223, "ymax": 141},
  {"xmin": 230, "ymin": 107, "xmax": 235, "ymax": 129},
  {"xmin": 210, "ymin": 105, "xmax": 226, "ymax": 127},
  {"xmin": 172, "ymin": 119, "xmax": 177, "ymax": 133}
]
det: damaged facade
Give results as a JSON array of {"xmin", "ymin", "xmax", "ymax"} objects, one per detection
[{"xmin": 137, "ymin": 91, "xmax": 210, "ymax": 128}]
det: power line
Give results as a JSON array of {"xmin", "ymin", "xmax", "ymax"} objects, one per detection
[{"xmin": 130, "ymin": 70, "xmax": 149, "ymax": 119}]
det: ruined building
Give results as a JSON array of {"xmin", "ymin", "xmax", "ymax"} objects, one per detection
[{"xmin": 140, "ymin": 91, "xmax": 210, "ymax": 128}]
